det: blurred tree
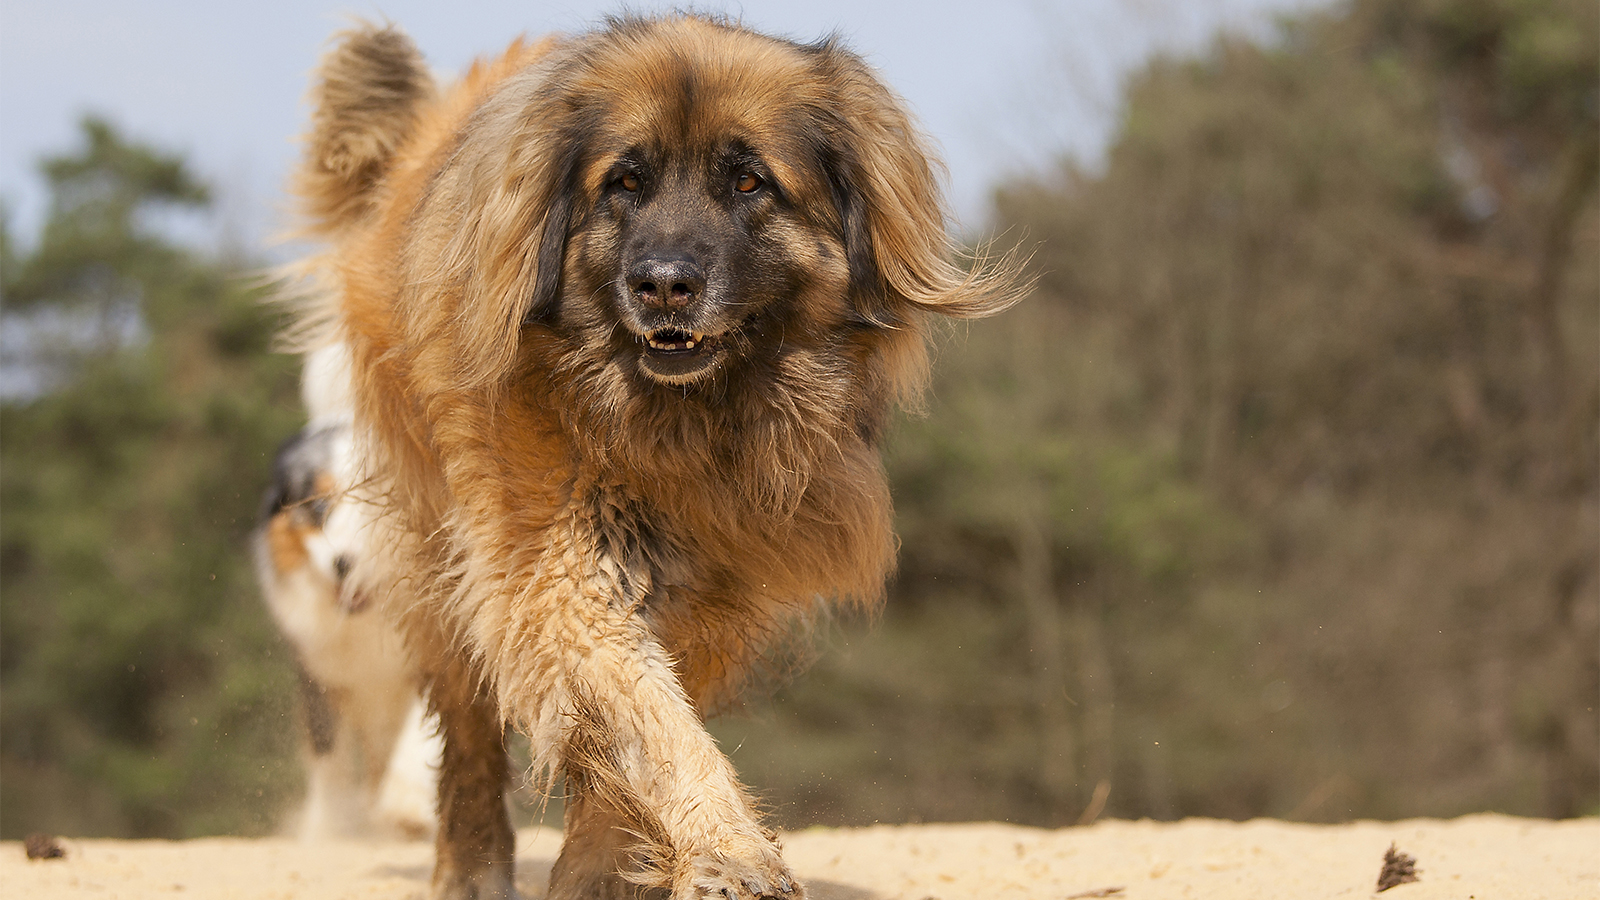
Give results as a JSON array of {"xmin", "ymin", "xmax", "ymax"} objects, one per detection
[{"xmin": 0, "ymin": 118, "xmax": 303, "ymax": 838}]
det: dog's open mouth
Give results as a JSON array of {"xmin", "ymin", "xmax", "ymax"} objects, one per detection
[
  {"xmin": 645, "ymin": 328, "xmax": 708, "ymax": 354},
  {"xmin": 638, "ymin": 327, "xmax": 722, "ymax": 382}
]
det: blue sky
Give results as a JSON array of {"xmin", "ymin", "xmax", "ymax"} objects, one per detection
[{"xmin": 0, "ymin": 0, "xmax": 1317, "ymax": 253}]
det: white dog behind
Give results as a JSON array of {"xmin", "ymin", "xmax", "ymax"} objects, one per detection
[{"xmin": 253, "ymin": 344, "xmax": 440, "ymax": 839}]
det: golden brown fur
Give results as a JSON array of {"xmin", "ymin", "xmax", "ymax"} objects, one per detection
[{"xmin": 288, "ymin": 14, "xmax": 1024, "ymax": 900}]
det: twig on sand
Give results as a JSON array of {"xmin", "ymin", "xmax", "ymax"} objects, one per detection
[
  {"xmin": 1377, "ymin": 842, "xmax": 1420, "ymax": 891},
  {"xmin": 23, "ymin": 834, "xmax": 65, "ymax": 861}
]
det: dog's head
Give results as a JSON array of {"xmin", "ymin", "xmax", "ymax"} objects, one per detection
[
  {"xmin": 410, "ymin": 16, "xmax": 1024, "ymax": 398},
  {"xmin": 254, "ymin": 424, "xmax": 370, "ymax": 613},
  {"xmin": 566, "ymin": 122, "xmax": 817, "ymax": 388},
  {"xmin": 296, "ymin": 15, "xmax": 1025, "ymax": 444}
]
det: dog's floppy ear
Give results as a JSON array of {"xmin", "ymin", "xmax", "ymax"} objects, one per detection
[
  {"xmin": 417, "ymin": 44, "xmax": 586, "ymax": 389},
  {"xmin": 294, "ymin": 23, "xmax": 436, "ymax": 237},
  {"xmin": 526, "ymin": 144, "xmax": 582, "ymax": 324},
  {"xmin": 810, "ymin": 41, "xmax": 1027, "ymax": 326}
]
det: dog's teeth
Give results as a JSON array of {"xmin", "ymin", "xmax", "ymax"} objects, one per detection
[{"xmin": 645, "ymin": 332, "xmax": 708, "ymax": 352}]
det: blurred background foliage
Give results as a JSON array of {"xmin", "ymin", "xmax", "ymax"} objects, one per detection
[
  {"xmin": 2, "ymin": 0, "xmax": 1595, "ymax": 838},
  {"xmin": 1, "ymin": 120, "xmax": 304, "ymax": 837}
]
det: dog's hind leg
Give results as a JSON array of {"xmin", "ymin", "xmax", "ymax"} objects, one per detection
[
  {"xmin": 547, "ymin": 790, "xmax": 661, "ymax": 900},
  {"xmin": 295, "ymin": 668, "xmax": 364, "ymax": 838},
  {"xmin": 427, "ymin": 654, "xmax": 517, "ymax": 900}
]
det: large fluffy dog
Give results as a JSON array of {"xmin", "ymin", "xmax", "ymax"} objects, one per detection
[{"xmin": 288, "ymin": 14, "xmax": 1022, "ymax": 899}]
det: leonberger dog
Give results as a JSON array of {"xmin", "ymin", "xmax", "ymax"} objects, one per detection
[{"xmin": 287, "ymin": 13, "xmax": 1023, "ymax": 900}]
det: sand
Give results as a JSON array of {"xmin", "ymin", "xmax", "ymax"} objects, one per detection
[{"xmin": 4, "ymin": 815, "xmax": 1595, "ymax": 899}]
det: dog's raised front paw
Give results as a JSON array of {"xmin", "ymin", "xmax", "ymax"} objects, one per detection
[{"xmin": 674, "ymin": 835, "xmax": 803, "ymax": 900}]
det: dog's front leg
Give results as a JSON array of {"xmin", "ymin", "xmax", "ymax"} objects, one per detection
[{"xmin": 492, "ymin": 518, "xmax": 801, "ymax": 900}]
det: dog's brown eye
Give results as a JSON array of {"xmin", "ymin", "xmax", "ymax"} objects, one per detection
[
  {"xmin": 735, "ymin": 172, "xmax": 762, "ymax": 193},
  {"xmin": 620, "ymin": 172, "xmax": 641, "ymax": 192}
]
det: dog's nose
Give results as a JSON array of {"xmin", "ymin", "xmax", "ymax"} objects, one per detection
[{"xmin": 627, "ymin": 256, "xmax": 705, "ymax": 311}]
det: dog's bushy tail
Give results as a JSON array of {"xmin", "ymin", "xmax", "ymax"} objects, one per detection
[{"xmin": 294, "ymin": 23, "xmax": 434, "ymax": 237}]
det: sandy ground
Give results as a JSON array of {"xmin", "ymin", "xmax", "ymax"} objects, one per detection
[{"xmin": 3, "ymin": 815, "xmax": 1595, "ymax": 900}]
